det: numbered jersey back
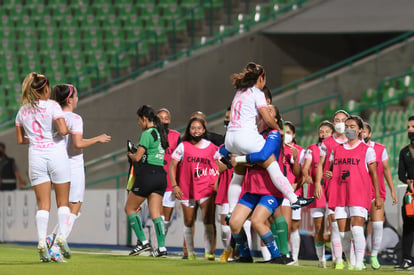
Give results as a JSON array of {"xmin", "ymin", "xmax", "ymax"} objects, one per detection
[
  {"xmin": 227, "ymin": 87, "xmax": 267, "ymax": 132},
  {"xmin": 15, "ymin": 100, "xmax": 66, "ymax": 149}
]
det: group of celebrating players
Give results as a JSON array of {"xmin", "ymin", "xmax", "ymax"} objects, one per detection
[
  {"xmin": 17, "ymin": 63, "xmax": 397, "ymax": 271},
  {"xmin": 124, "ymin": 62, "xmax": 396, "ymax": 271}
]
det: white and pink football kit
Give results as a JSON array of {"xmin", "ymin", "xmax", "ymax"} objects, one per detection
[
  {"xmin": 63, "ymin": 111, "xmax": 85, "ymax": 203},
  {"xmin": 329, "ymin": 141, "xmax": 376, "ymax": 215},
  {"xmin": 225, "ymin": 86, "xmax": 268, "ymax": 154},
  {"xmin": 172, "ymin": 139, "xmax": 219, "ymax": 207},
  {"xmin": 15, "ymin": 100, "xmax": 70, "ymax": 186}
]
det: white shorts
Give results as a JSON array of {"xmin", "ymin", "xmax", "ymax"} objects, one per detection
[
  {"xmin": 162, "ymin": 191, "xmax": 176, "ymax": 208},
  {"xmin": 335, "ymin": 206, "xmax": 368, "ymax": 220},
  {"xmin": 218, "ymin": 203, "xmax": 229, "ymax": 215},
  {"xmin": 29, "ymin": 148, "xmax": 70, "ymax": 186},
  {"xmin": 225, "ymin": 130, "xmax": 266, "ymax": 155},
  {"xmin": 180, "ymin": 196, "xmax": 210, "ymax": 208},
  {"xmin": 282, "ymin": 198, "xmax": 301, "ymax": 220},
  {"xmin": 69, "ymin": 164, "xmax": 85, "ymax": 203},
  {"xmin": 310, "ymin": 207, "xmax": 335, "ymax": 218}
]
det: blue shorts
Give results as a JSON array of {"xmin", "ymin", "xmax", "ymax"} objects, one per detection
[{"xmin": 238, "ymin": 193, "xmax": 283, "ymax": 215}]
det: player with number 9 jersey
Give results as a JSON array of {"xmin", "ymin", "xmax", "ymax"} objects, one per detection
[{"xmin": 15, "ymin": 72, "xmax": 72, "ymax": 263}]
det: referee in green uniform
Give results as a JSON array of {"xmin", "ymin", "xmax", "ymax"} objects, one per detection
[{"xmin": 125, "ymin": 105, "xmax": 170, "ymax": 257}]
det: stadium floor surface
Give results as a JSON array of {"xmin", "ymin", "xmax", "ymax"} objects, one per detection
[{"xmin": 0, "ymin": 243, "xmax": 404, "ymax": 274}]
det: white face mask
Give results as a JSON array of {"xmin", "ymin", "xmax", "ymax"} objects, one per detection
[
  {"xmin": 284, "ymin": 133, "xmax": 293, "ymax": 144},
  {"xmin": 334, "ymin": 122, "xmax": 345, "ymax": 134}
]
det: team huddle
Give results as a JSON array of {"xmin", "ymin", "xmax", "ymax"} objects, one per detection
[{"xmin": 16, "ymin": 64, "xmax": 397, "ymax": 270}]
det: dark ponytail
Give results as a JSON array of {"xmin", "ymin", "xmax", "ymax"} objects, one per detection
[
  {"xmin": 137, "ymin": 105, "xmax": 169, "ymax": 150},
  {"xmin": 52, "ymin": 84, "xmax": 75, "ymax": 106},
  {"xmin": 231, "ymin": 62, "xmax": 265, "ymax": 91}
]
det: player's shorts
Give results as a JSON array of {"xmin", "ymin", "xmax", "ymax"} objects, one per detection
[
  {"xmin": 29, "ymin": 148, "xmax": 70, "ymax": 186},
  {"xmin": 131, "ymin": 164, "xmax": 167, "ymax": 198},
  {"xmin": 239, "ymin": 193, "xmax": 282, "ymax": 215},
  {"xmin": 218, "ymin": 203, "xmax": 229, "ymax": 215},
  {"xmin": 335, "ymin": 206, "xmax": 368, "ymax": 220},
  {"xmin": 180, "ymin": 196, "xmax": 211, "ymax": 208},
  {"xmin": 162, "ymin": 191, "xmax": 176, "ymax": 208},
  {"xmin": 310, "ymin": 206, "xmax": 335, "ymax": 218},
  {"xmin": 225, "ymin": 130, "xmax": 266, "ymax": 155},
  {"xmin": 282, "ymin": 198, "xmax": 302, "ymax": 220},
  {"xmin": 69, "ymin": 164, "xmax": 85, "ymax": 203}
]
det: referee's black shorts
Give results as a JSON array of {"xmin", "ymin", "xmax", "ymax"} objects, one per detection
[{"xmin": 131, "ymin": 163, "xmax": 167, "ymax": 197}]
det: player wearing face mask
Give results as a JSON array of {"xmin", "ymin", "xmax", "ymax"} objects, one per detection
[
  {"xmin": 302, "ymin": 120, "xmax": 334, "ymax": 268},
  {"xmin": 314, "ymin": 110, "xmax": 349, "ymax": 269},
  {"xmin": 327, "ymin": 115, "xmax": 382, "ymax": 271}
]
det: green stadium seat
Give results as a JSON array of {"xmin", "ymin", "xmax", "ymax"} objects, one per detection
[
  {"xmin": 16, "ymin": 38, "xmax": 36, "ymax": 52},
  {"xmin": 102, "ymin": 14, "xmax": 122, "ymax": 29},
  {"xmin": 323, "ymin": 100, "xmax": 340, "ymax": 119},
  {"xmin": 95, "ymin": 3, "xmax": 112, "ymax": 20},
  {"xmin": 250, "ymin": 4, "xmax": 271, "ymax": 24},
  {"xmin": 90, "ymin": 57, "xmax": 111, "ymax": 81},
  {"xmin": 138, "ymin": 6, "xmax": 159, "ymax": 21},
  {"xmin": 61, "ymin": 38, "xmax": 82, "ymax": 55},
  {"xmin": 30, "ymin": 5, "xmax": 51, "ymax": 24},
  {"xmin": 0, "ymin": 26, "xmax": 16, "ymax": 39},
  {"xmin": 383, "ymin": 87, "xmax": 403, "ymax": 105},
  {"xmin": 51, "ymin": 5, "xmax": 71, "ymax": 22},
  {"xmin": 103, "ymin": 26, "xmax": 123, "ymax": 41},
  {"xmin": 82, "ymin": 26, "xmax": 104, "ymax": 40},
  {"xmin": 59, "ymin": 14, "xmax": 77, "ymax": 27},
  {"xmin": 116, "ymin": 3, "xmax": 137, "ymax": 22},
  {"xmin": 73, "ymin": 5, "xmax": 94, "ymax": 22},
  {"xmin": 61, "ymin": 26, "xmax": 81, "ymax": 39},
  {"xmin": 9, "ymin": 4, "xmax": 29, "ymax": 21},
  {"xmin": 78, "ymin": 74, "xmax": 93, "ymax": 92},
  {"xmin": 124, "ymin": 26, "xmax": 145, "ymax": 42},
  {"xmin": 105, "ymin": 37, "xmax": 126, "ymax": 55},
  {"xmin": 136, "ymin": 0, "xmax": 155, "ymax": 8},
  {"xmin": 19, "ymin": 59, "xmax": 43, "ymax": 75},
  {"xmin": 0, "ymin": 15, "xmax": 14, "ymax": 28},
  {"xmin": 398, "ymin": 75, "xmax": 414, "ymax": 93},
  {"xmin": 108, "ymin": 52, "xmax": 133, "ymax": 71},
  {"xmin": 65, "ymin": 58, "xmax": 87, "ymax": 78},
  {"xmin": 303, "ymin": 112, "xmax": 321, "ymax": 134},
  {"xmin": 37, "ymin": 26, "xmax": 60, "ymax": 40},
  {"xmin": 83, "ymin": 38, "xmax": 104, "ymax": 55},
  {"xmin": 1, "ymin": 38, "xmax": 15, "ymax": 52},
  {"xmin": 165, "ymin": 18, "xmax": 187, "ymax": 33},
  {"xmin": 15, "ymin": 14, "xmax": 34, "ymax": 31},
  {"xmin": 79, "ymin": 14, "xmax": 99, "ymax": 28},
  {"xmin": 233, "ymin": 13, "xmax": 250, "ymax": 33},
  {"xmin": 344, "ymin": 99, "xmax": 359, "ymax": 115},
  {"xmin": 182, "ymin": 6, "xmax": 205, "ymax": 21},
  {"xmin": 360, "ymin": 88, "xmax": 377, "ymax": 105},
  {"xmin": 38, "ymin": 37, "xmax": 59, "ymax": 53},
  {"xmin": 160, "ymin": 5, "xmax": 181, "ymax": 20}
]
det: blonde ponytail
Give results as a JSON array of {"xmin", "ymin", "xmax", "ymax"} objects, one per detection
[{"xmin": 21, "ymin": 72, "xmax": 49, "ymax": 108}]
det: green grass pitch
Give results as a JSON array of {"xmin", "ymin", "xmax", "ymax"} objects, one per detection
[{"xmin": 0, "ymin": 244, "xmax": 400, "ymax": 274}]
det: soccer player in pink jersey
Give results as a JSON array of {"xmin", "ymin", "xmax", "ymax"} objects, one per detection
[
  {"xmin": 15, "ymin": 72, "xmax": 72, "ymax": 262},
  {"xmin": 328, "ymin": 115, "xmax": 382, "ymax": 270},
  {"xmin": 302, "ymin": 120, "xmax": 334, "ymax": 268},
  {"xmin": 229, "ymin": 105, "xmax": 287, "ymax": 264},
  {"xmin": 314, "ymin": 109, "xmax": 349, "ymax": 269},
  {"xmin": 157, "ymin": 108, "xmax": 181, "ymax": 236},
  {"xmin": 49, "ymin": 84, "xmax": 111, "ymax": 261},
  {"xmin": 169, "ymin": 117, "xmax": 220, "ymax": 261},
  {"xmin": 225, "ymin": 63, "xmax": 312, "ymax": 217},
  {"xmin": 278, "ymin": 121, "xmax": 305, "ymax": 265},
  {"xmin": 361, "ymin": 122, "xmax": 397, "ymax": 270}
]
